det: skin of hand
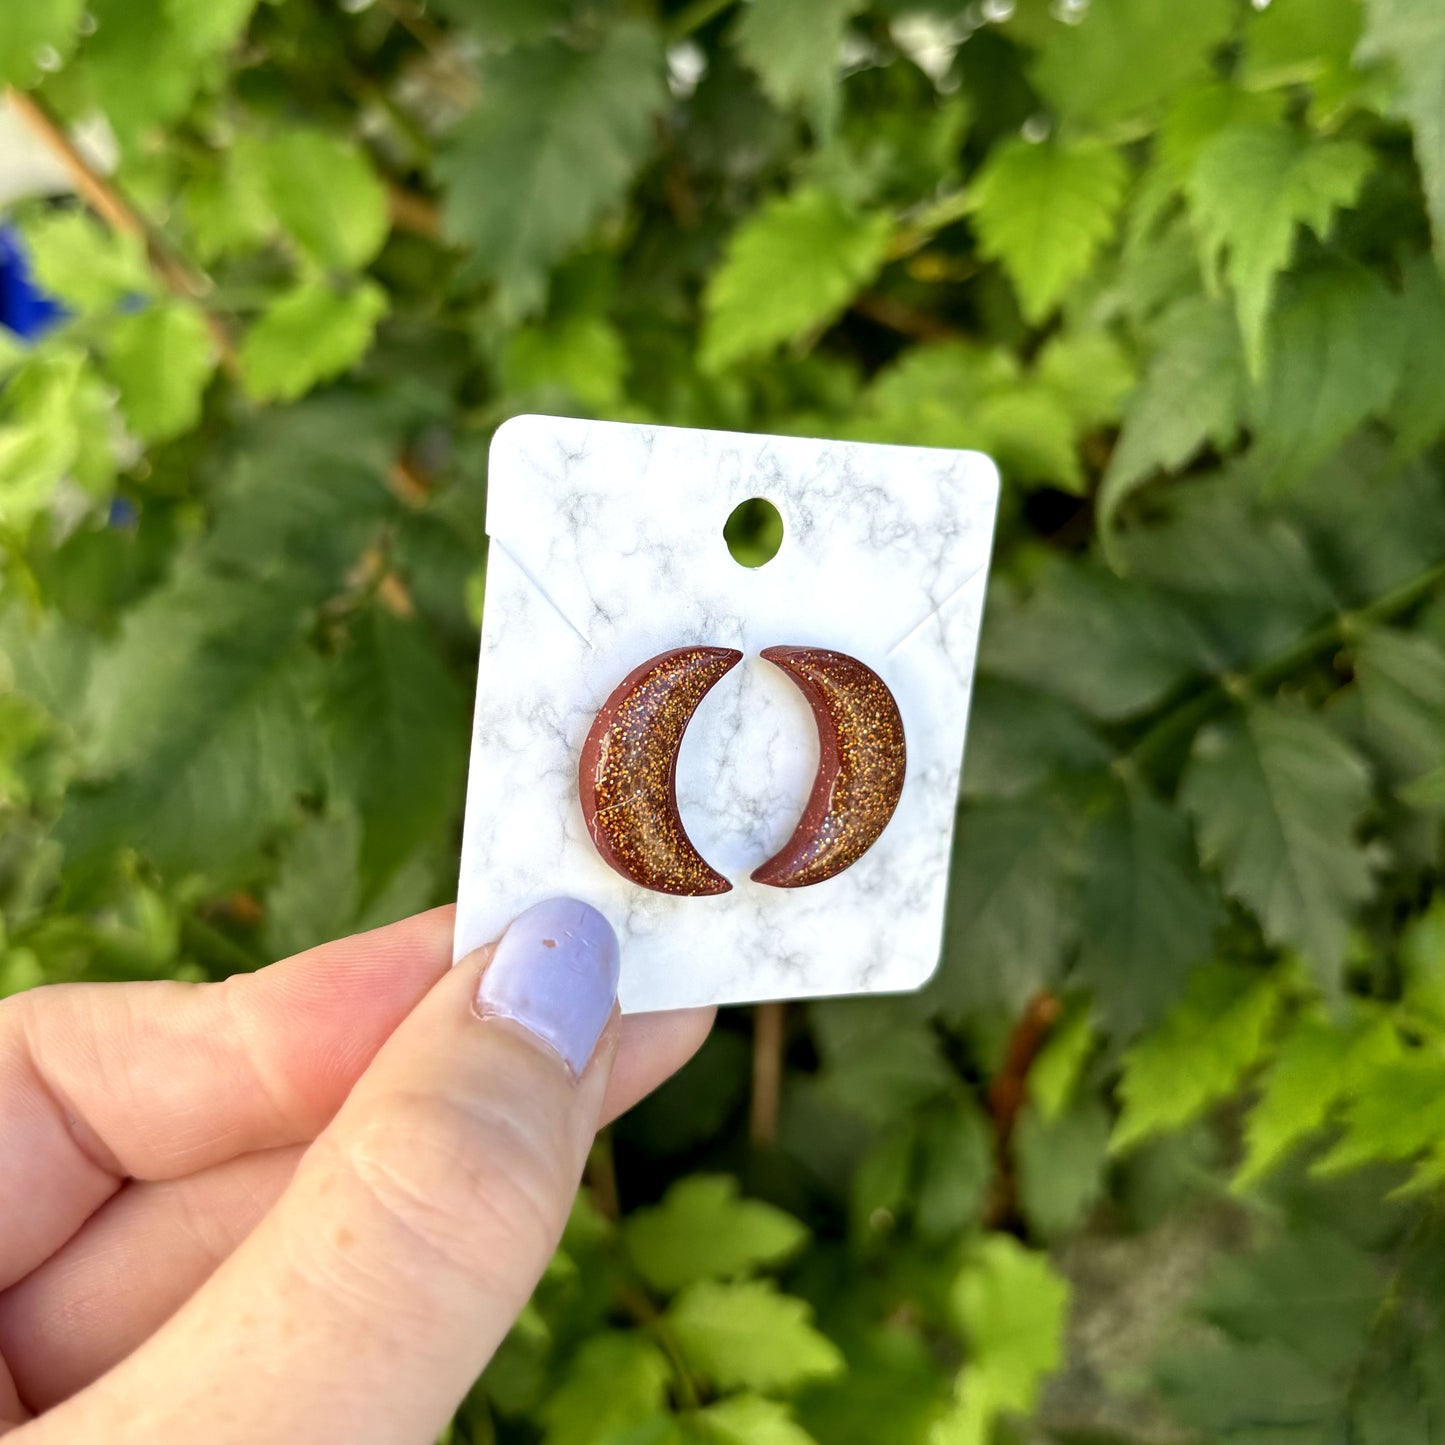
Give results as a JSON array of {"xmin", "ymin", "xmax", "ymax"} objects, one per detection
[{"xmin": 0, "ymin": 898, "xmax": 713, "ymax": 1444}]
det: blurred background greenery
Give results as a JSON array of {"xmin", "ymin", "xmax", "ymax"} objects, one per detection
[{"xmin": 5, "ymin": 0, "xmax": 1445, "ymax": 1439}]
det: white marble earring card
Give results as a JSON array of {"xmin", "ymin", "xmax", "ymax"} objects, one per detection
[{"xmin": 454, "ymin": 416, "xmax": 1000, "ymax": 1013}]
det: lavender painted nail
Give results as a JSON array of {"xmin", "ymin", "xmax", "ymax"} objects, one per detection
[{"xmin": 475, "ymin": 898, "xmax": 620, "ymax": 1075}]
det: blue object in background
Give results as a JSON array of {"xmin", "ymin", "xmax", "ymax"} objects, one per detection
[{"xmin": 0, "ymin": 222, "xmax": 64, "ymax": 342}]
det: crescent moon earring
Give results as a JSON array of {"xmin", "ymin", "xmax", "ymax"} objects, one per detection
[
  {"xmin": 752, "ymin": 647, "xmax": 905, "ymax": 888},
  {"xmin": 579, "ymin": 646, "xmax": 741, "ymax": 896}
]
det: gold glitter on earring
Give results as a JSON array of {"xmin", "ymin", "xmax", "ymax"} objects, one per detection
[
  {"xmin": 579, "ymin": 646, "xmax": 741, "ymax": 896},
  {"xmin": 752, "ymin": 647, "xmax": 906, "ymax": 889}
]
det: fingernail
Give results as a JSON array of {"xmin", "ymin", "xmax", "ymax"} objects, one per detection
[{"xmin": 475, "ymin": 898, "xmax": 621, "ymax": 1075}]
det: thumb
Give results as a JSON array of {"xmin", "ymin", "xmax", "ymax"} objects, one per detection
[{"xmin": 46, "ymin": 898, "xmax": 621, "ymax": 1445}]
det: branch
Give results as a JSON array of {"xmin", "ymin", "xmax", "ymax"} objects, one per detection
[
  {"xmin": 984, "ymin": 989, "xmax": 1062, "ymax": 1227},
  {"xmin": 6, "ymin": 88, "xmax": 241, "ymax": 380},
  {"xmin": 388, "ymin": 184, "xmax": 441, "ymax": 239},
  {"xmin": 851, "ymin": 291, "xmax": 967, "ymax": 343},
  {"xmin": 749, "ymin": 1002, "xmax": 786, "ymax": 1146}
]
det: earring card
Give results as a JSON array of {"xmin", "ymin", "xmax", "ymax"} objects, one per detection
[{"xmin": 455, "ymin": 416, "xmax": 999, "ymax": 1012}]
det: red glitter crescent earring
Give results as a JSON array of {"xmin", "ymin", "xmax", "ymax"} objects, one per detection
[
  {"xmin": 579, "ymin": 646, "xmax": 741, "ymax": 896},
  {"xmin": 751, "ymin": 646, "xmax": 906, "ymax": 889}
]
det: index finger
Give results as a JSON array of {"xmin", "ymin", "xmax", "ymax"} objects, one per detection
[{"xmin": 0, "ymin": 906, "xmax": 454, "ymax": 1293}]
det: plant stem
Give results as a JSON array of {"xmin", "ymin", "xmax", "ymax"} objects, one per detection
[
  {"xmin": 665, "ymin": 0, "xmax": 738, "ymax": 42},
  {"xmin": 6, "ymin": 87, "xmax": 242, "ymax": 380},
  {"xmin": 749, "ymin": 1002, "xmax": 785, "ymax": 1146},
  {"xmin": 984, "ymin": 989, "xmax": 1061, "ymax": 1227},
  {"xmin": 1132, "ymin": 558, "xmax": 1445, "ymax": 772}
]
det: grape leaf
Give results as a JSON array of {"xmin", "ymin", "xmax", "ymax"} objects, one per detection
[
  {"xmin": 1076, "ymin": 779, "xmax": 1222, "ymax": 1040},
  {"xmin": 438, "ymin": 23, "xmax": 666, "ymax": 317},
  {"xmin": 243, "ymin": 128, "xmax": 390, "ymax": 271},
  {"xmin": 914, "ymin": 1097, "xmax": 992, "ymax": 1242},
  {"xmin": 1242, "ymin": 0, "xmax": 1362, "ymax": 101},
  {"xmin": 264, "ymin": 806, "xmax": 363, "ymax": 961},
  {"xmin": 980, "ymin": 563, "xmax": 1212, "ymax": 720},
  {"xmin": 1099, "ymin": 295, "xmax": 1247, "ymax": 530},
  {"xmin": 323, "ymin": 605, "xmax": 469, "ymax": 895},
  {"xmin": 1027, "ymin": 1000, "xmax": 1095, "ymax": 1121},
  {"xmin": 1029, "ymin": 0, "xmax": 1236, "ymax": 128},
  {"xmin": 164, "ymin": 0, "xmax": 256, "ymax": 53},
  {"xmin": 1245, "ymin": 268, "xmax": 1404, "ymax": 493},
  {"xmin": 667, "ymin": 1280, "xmax": 844, "ymax": 1392},
  {"xmin": 1016, "ymin": 1095, "xmax": 1110, "ymax": 1240},
  {"xmin": 1360, "ymin": 0, "xmax": 1445, "ymax": 268},
  {"xmin": 1181, "ymin": 702, "xmax": 1374, "ymax": 991},
  {"xmin": 503, "ymin": 313, "xmax": 627, "ymax": 409},
  {"xmin": 0, "ymin": 0, "xmax": 85, "ymax": 88},
  {"xmin": 19, "ymin": 211, "xmax": 155, "ymax": 312},
  {"xmin": 701, "ymin": 188, "xmax": 892, "ymax": 371},
  {"xmin": 960, "ymin": 680, "xmax": 1110, "ymax": 802},
  {"xmin": 0, "ymin": 349, "xmax": 115, "ymax": 527},
  {"xmin": 1184, "ymin": 122, "xmax": 1372, "ymax": 374},
  {"xmin": 1389, "ymin": 256, "xmax": 1445, "ymax": 459},
  {"xmin": 623, "ymin": 1176, "xmax": 808, "ymax": 1294},
  {"xmin": 1112, "ymin": 963, "xmax": 1282, "ymax": 1152},
  {"xmin": 939, "ymin": 797, "xmax": 1081, "ymax": 1017},
  {"xmin": 935, "ymin": 1236, "xmax": 1069, "ymax": 1445},
  {"xmin": 1032, "ymin": 329, "xmax": 1135, "ymax": 430},
  {"xmin": 732, "ymin": 0, "xmax": 864, "ymax": 134},
  {"xmin": 1237, "ymin": 1014, "xmax": 1401, "ymax": 1187},
  {"xmin": 240, "ymin": 280, "xmax": 388, "ymax": 403},
  {"xmin": 970, "ymin": 137, "xmax": 1128, "ymax": 325},
  {"xmin": 1351, "ymin": 626, "xmax": 1445, "ymax": 783},
  {"xmin": 1315, "ymin": 1053, "xmax": 1445, "ymax": 1176},
  {"xmin": 103, "ymin": 303, "xmax": 216, "ymax": 443},
  {"xmin": 539, "ymin": 1332, "xmax": 671, "ymax": 1445},
  {"xmin": 696, "ymin": 1396, "xmax": 819, "ymax": 1445}
]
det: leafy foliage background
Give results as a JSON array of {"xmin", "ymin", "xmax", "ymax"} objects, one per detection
[{"xmin": 4, "ymin": 0, "xmax": 1445, "ymax": 1439}]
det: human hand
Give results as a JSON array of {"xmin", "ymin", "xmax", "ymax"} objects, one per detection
[{"xmin": 0, "ymin": 899, "xmax": 711, "ymax": 1444}]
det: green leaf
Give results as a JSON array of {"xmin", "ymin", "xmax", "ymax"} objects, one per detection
[
  {"xmin": 502, "ymin": 313, "xmax": 627, "ymax": 409},
  {"xmin": 164, "ymin": 0, "xmax": 257, "ymax": 53},
  {"xmin": 240, "ymin": 280, "xmax": 388, "ymax": 403},
  {"xmin": 1099, "ymin": 295, "xmax": 1246, "ymax": 530},
  {"xmin": 1389, "ymin": 256, "xmax": 1445, "ymax": 458},
  {"xmin": 935, "ymin": 1236, "xmax": 1069, "ymax": 1445},
  {"xmin": 103, "ymin": 303, "xmax": 215, "ymax": 443},
  {"xmin": 1112, "ymin": 963, "xmax": 1282, "ymax": 1152},
  {"xmin": 65, "ymin": 563, "xmax": 318, "ymax": 878},
  {"xmin": 1027, "ymin": 1000, "xmax": 1095, "ymax": 1121},
  {"xmin": 623, "ymin": 1176, "xmax": 808, "ymax": 1294},
  {"xmin": 0, "ymin": 0, "xmax": 85, "ymax": 88},
  {"xmin": 1246, "ymin": 268, "xmax": 1404, "ymax": 492},
  {"xmin": 323, "ymin": 605, "xmax": 469, "ymax": 895},
  {"xmin": 1316, "ymin": 1052, "xmax": 1445, "ymax": 1175},
  {"xmin": 1242, "ymin": 0, "xmax": 1362, "ymax": 97},
  {"xmin": 696, "ymin": 1396, "xmax": 819, "ymax": 1445},
  {"xmin": 960, "ymin": 680, "xmax": 1110, "ymax": 802},
  {"xmin": 980, "ymin": 563, "xmax": 1211, "ymax": 720},
  {"xmin": 970, "ymin": 138, "xmax": 1128, "ymax": 325},
  {"xmin": 438, "ymin": 24, "xmax": 666, "ymax": 317},
  {"xmin": 1361, "ymin": 0, "xmax": 1445, "ymax": 268},
  {"xmin": 1184, "ymin": 122, "xmax": 1372, "ymax": 374},
  {"xmin": 1351, "ymin": 626, "xmax": 1445, "ymax": 783},
  {"xmin": 244, "ymin": 129, "xmax": 390, "ymax": 271},
  {"xmin": 667, "ymin": 1280, "xmax": 844, "ymax": 1393},
  {"xmin": 701, "ymin": 189, "xmax": 892, "ymax": 371},
  {"xmin": 914, "ymin": 1096, "xmax": 992, "ymax": 1242},
  {"xmin": 940, "ymin": 797, "xmax": 1080, "ymax": 1016},
  {"xmin": 1076, "ymin": 779, "xmax": 1221, "ymax": 1040},
  {"xmin": 1400, "ymin": 896, "xmax": 1445, "ymax": 1029},
  {"xmin": 1181, "ymin": 703, "xmax": 1374, "ymax": 991},
  {"xmin": 732, "ymin": 0, "xmax": 864, "ymax": 134},
  {"xmin": 18, "ymin": 211, "xmax": 155, "ymax": 312},
  {"xmin": 1237, "ymin": 1014, "xmax": 1401, "ymax": 1187},
  {"xmin": 1029, "ymin": 0, "xmax": 1236, "ymax": 128},
  {"xmin": 1032, "ymin": 329, "xmax": 1135, "ymax": 430},
  {"xmin": 1016, "ymin": 1095, "xmax": 1110, "ymax": 1240},
  {"xmin": 539, "ymin": 1332, "xmax": 671, "ymax": 1445},
  {"xmin": 264, "ymin": 806, "xmax": 363, "ymax": 960},
  {"xmin": 0, "ymin": 348, "xmax": 115, "ymax": 527}
]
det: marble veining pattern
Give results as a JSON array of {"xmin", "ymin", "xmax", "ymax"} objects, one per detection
[{"xmin": 455, "ymin": 415, "xmax": 1000, "ymax": 1012}]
